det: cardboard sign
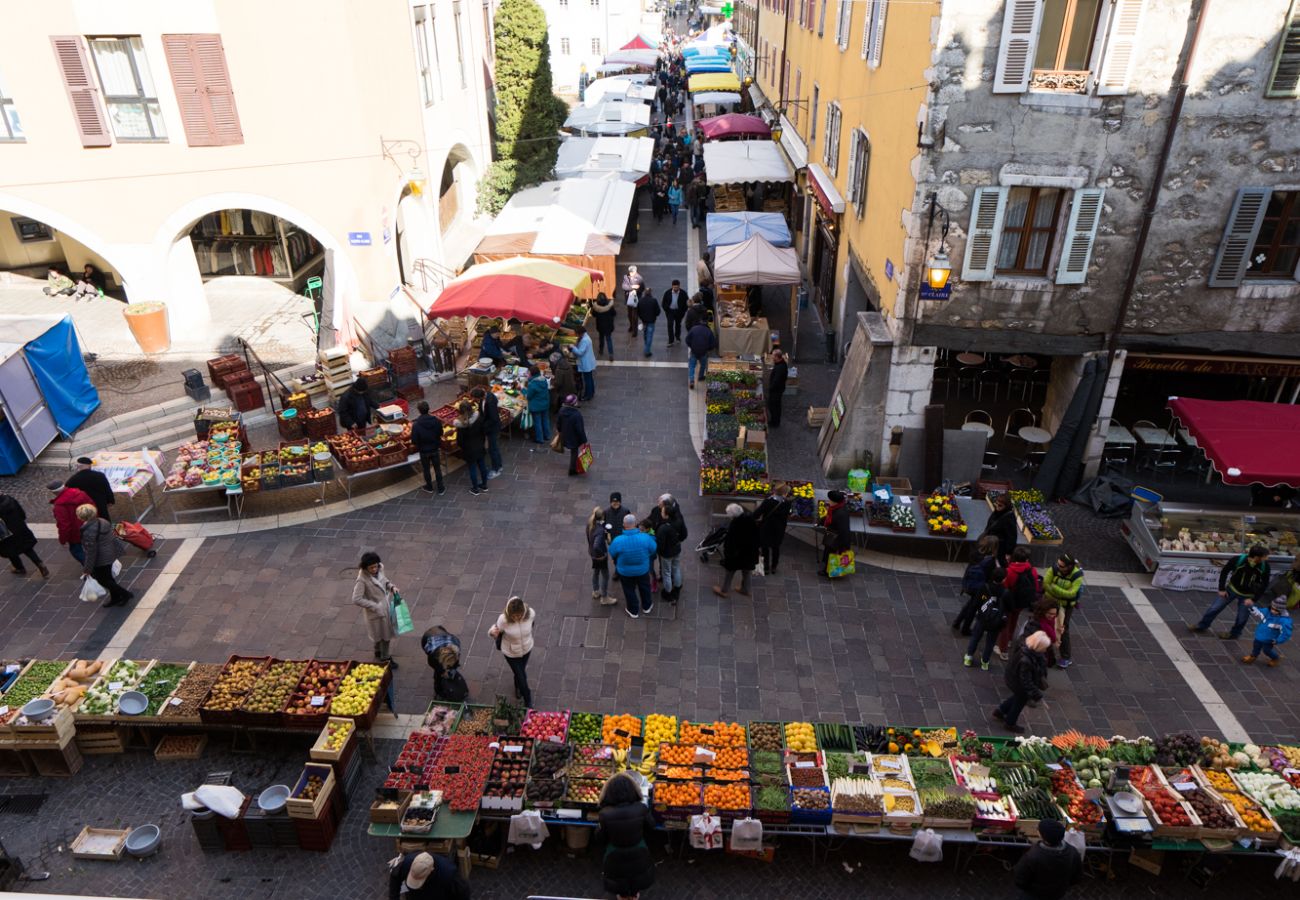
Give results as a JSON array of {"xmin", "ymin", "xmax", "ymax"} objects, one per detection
[
  {"xmin": 108, "ymin": 682, "xmax": 123, "ymax": 693},
  {"xmin": 444, "ymin": 766, "xmax": 460, "ymax": 775},
  {"xmin": 310, "ymin": 696, "xmax": 326, "ymax": 707},
  {"xmin": 504, "ymin": 744, "xmax": 524, "ymax": 754},
  {"xmin": 169, "ymin": 697, "xmax": 182, "ymax": 706},
  {"xmin": 556, "ymin": 808, "xmax": 582, "ymax": 819},
  {"xmin": 0, "ymin": 706, "xmax": 8, "ymax": 717},
  {"xmin": 794, "ymin": 761, "xmax": 815, "ymax": 769},
  {"xmin": 1172, "ymin": 781, "xmax": 1196, "ymax": 792}
]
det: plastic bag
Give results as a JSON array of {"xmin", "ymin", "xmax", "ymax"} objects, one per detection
[
  {"xmin": 192, "ymin": 785, "xmax": 247, "ymax": 819},
  {"xmin": 507, "ymin": 810, "xmax": 549, "ymax": 846},
  {"xmin": 1064, "ymin": 827, "xmax": 1086, "ymax": 862},
  {"xmin": 80, "ymin": 576, "xmax": 108, "ymax": 603},
  {"xmin": 909, "ymin": 828, "xmax": 943, "ymax": 863},
  {"xmin": 1274, "ymin": 847, "xmax": 1300, "ymax": 881},
  {"xmin": 689, "ymin": 813, "xmax": 723, "ymax": 850},
  {"xmin": 391, "ymin": 593, "xmax": 414, "ymax": 635},
  {"xmin": 826, "ymin": 550, "xmax": 856, "ymax": 578},
  {"xmin": 729, "ymin": 817, "xmax": 763, "ymax": 852},
  {"xmin": 846, "ymin": 468, "xmax": 872, "ymax": 492}
]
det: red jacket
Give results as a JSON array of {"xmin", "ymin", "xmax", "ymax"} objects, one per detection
[
  {"xmin": 1003, "ymin": 560, "xmax": 1033, "ymax": 590},
  {"xmin": 51, "ymin": 487, "xmax": 93, "ymax": 544}
]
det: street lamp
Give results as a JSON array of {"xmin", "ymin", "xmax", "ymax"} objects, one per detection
[{"xmin": 921, "ymin": 192, "xmax": 951, "ymax": 293}]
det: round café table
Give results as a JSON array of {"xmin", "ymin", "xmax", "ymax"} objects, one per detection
[
  {"xmin": 955, "ymin": 352, "xmax": 985, "ymax": 367},
  {"xmin": 1018, "ymin": 426, "xmax": 1052, "ymax": 446},
  {"xmin": 1005, "ymin": 355, "xmax": 1037, "ymax": 369},
  {"xmin": 961, "ymin": 421, "xmax": 995, "ymax": 436}
]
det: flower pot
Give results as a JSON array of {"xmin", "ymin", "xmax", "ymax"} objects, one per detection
[{"xmin": 122, "ymin": 302, "xmax": 171, "ymax": 353}]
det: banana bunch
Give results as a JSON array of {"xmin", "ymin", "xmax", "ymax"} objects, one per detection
[
  {"xmin": 636, "ymin": 749, "xmax": 658, "ymax": 782},
  {"xmin": 613, "ymin": 747, "xmax": 630, "ymax": 770}
]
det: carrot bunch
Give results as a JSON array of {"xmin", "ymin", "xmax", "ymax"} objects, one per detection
[{"xmin": 704, "ymin": 783, "xmax": 751, "ymax": 810}]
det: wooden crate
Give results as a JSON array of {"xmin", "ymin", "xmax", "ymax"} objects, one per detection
[
  {"xmin": 806, "ymin": 407, "xmax": 827, "ymax": 427},
  {"xmin": 0, "ymin": 747, "xmax": 33, "ymax": 776},
  {"xmin": 70, "ymin": 826, "xmax": 129, "ymax": 861},
  {"xmin": 76, "ymin": 725, "xmax": 127, "ymax": 756},
  {"xmin": 29, "ymin": 739, "xmax": 83, "ymax": 777},
  {"xmin": 286, "ymin": 763, "xmax": 336, "ymax": 820},
  {"xmin": 9, "ymin": 707, "xmax": 75, "ymax": 748},
  {"xmin": 309, "ymin": 717, "xmax": 357, "ymax": 763},
  {"xmin": 154, "ymin": 733, "xmax": 208, "ymax": 761}
]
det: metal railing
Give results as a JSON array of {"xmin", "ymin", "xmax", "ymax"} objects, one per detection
[{"xmin": 235, "ymin": 337, "xmax": 291, "ymax": 414}]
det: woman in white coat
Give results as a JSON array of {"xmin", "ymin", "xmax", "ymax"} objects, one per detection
[
  {"xmin": 489, "ymin": 596, "xmax": 536, "ymax": 707},
  {"xmin": 353, "ymin": 551, "xmax": 400, "ymax": 668}
]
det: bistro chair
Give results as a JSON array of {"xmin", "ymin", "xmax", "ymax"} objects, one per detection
[
  {"xmin": 1141, "ymin": 447, "xmax": 1183, "ymax": 480},
  {"xmin": 1002, "ymin": 408, "xmax": 1037, "ymax": 450},
  {"xmin": 964, "ymin": 409, "xmax": 993, "ymax": 427},
  {"xmin": 1132, "ymin": 419, "xmax": 1159, "ymax": 433},
  {"xmin": 932, "ymin": 366, "xmax": 952, "ymax": 400},
  {"xmin": 1030, "ymin": 368, "xmax": 1050, "ymax": 402},
  {"xmin": 982, "ymin": 449, "xmax": 1002, "ymax": 472},
  {"xmin": 977, "ymin": 369, "xmax": 1007, "ymax": 403},
  {"xmin": 955, "ymin": 367, "xmax": 979, "ymax": 396},
  {"xmin": 1007, "ymin": 369, "xmax": 1032, "ymax": 402},
  {"xmin": 1101, "ymin": 444, "xmax": 1133, "ymax": 472}
]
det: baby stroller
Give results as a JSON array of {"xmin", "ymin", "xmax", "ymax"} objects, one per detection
[{"xmin": 696, "ymin": 523, "xmax": 729, "ymax": 563}]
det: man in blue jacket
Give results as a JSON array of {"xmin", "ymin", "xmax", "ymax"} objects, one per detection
[
  {"xmin": 685, "ymin": 316, "xmax": 716, "ymax": 389},
  {"xmin": 572, "ymin": 325, "xmax": 598, "ymax": 401},
  {"xmin": 609, "ymin": 514, "xmax": 657, "ymax": 619}
]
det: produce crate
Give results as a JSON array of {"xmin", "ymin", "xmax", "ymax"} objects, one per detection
[
  {"xmin": 702, "ymin": 783, "xmax": 754, "ymax": 820},
  {"xmin": 287, "ymin": 763, "xmax": 337, "ymax": 820},
  {"xmin": 244, "ymin": 808, "xmax": 298, "ymax": 849},
  {"xmin": 340, "ymin": 663, "xmax": 391, "ymax": 730},
  {"xmin": 75, "ymin": 725, "xmax": 126, "ymax": 756},
  {"xmin": 524, "ymin": 777, "xmax": 567, "ymax": 811},
  {"xmin": 746, "ymin": 721, "xmax": 785, "ymax": 752},
  {"xmin": 128, "ymin": 660, "xmax": 200, "ymax": 724},
  {"xmin": 522, "ymin": 708, "xmax": 570, "ymax": 744},
  {"xmin": 310, "ymin": 717, "xmax": 359, "ymax": 763},
  {"xmin": 282, "ymin": 660, "xmax": 355, "ymax": 729},
  {"xmin": 10, "ymin": 707, "xmax": 75, "ymax": 748},
  {"xmin": 882, "ymin": 790, "xmax": 924, "ymax": 831},
  {"xmin": 454, "ymin": 703, "xmax": 495, "ymax": 736},
  {"xmin": 76, "ymin": 658, "xmax": 157, "ymax": 721},
  {"xmin": 70, "ymin": 826, "xmax": 130, "ymax": 861},
  {"xmin": 423, "ymin": 700, "xmax": 465, "ymax": 734},
  {"xmin": 0, "ymin": 747, "xmax": 33, "ymax": 776},
  {"xmin": 154, "ymin": 733, "xmax": 207, "ymax": 760},
  {"xmin": 200, "ymin": 656, "xmax": 271, "ymax": 725},
  {"xmin": 1139, "ymin": 765, "xmax": 1203, "ymax": 839},
  {"xmin": 481, "ymin": 783, "xmax": 526, "ymax": 812},
  {"xmin": 28, "ymin": 739, "xmax": 83, "ymax": 776},
  {"xmin": 650, "ymin": 781, "xmax": 703, "ymax": 823},
  {"xmin": 789, "ymin": 786, "xmax": 833, "ymax": 825},
  {"xmin": 370, "ymin": 792, "xmax": 410, "ymax": 825},
  {"xmin": 238, "ymin": 658, "xmax": 308, "ymax": 727}
]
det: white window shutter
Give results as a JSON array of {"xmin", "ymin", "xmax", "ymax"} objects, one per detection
[
  {"xmin": 862, "ymin": 0, "xmax": 887, "ymax": 67},
  {"xmin": 1266, "ymin": 0, "xmax": 1300, "ymax": 98},
  {"xmin": 1208, "ymin": 188, "xmax": 1271, "ymax": 288},
  {"xmin": 1055, "ymin": 188, "xmax": 1105, "ymax": 285},
  {"xmin": 962, "ymin": 187, "xmax": 1008, "ymax": 282},
  {"xmin": 1096, "ymin": 0, "xmax": 1146, "ymax": 96},
  {"xmin": 993, "ymin": 0, "xmax": 1043, "ymax": 94},
  {"xmin": 836, "ymin": 0, "xmax": 852, "ymax": 50},
  {"xmin": 846, "ymin": 130, "xmax": 859, "ymax": 204}
]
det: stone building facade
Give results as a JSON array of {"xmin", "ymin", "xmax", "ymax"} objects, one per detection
[{"xmin": 821, "ymin": 0, "xmax": 1300, "ymax": 476}]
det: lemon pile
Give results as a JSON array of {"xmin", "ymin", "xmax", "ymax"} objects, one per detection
[
  {"xmin": 644, "ymin": 714, "xmax": 678, "ymax": 750},
  {"xmin": 785, "ymin": 721, "xmax": 817, "ymax": 752},
  {"xmin": 332, "ymin": 664, "xmax": 385, "ymax": 716}
]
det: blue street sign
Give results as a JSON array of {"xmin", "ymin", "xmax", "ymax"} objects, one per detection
[
  {"xmin": 348, "ymin": 232, "xmax": 372, "ymax": 246},
  {"xmin": 919, "ymin": 284, "xmax": 952, "ymax": 301}
]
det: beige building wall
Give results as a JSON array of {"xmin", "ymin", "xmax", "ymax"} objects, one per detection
[{"xmin": 0, "ymin": 0, "xmax": 493, "ymax": 349}]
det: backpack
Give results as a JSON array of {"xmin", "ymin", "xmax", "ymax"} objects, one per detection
[
  {"xmin": 975, "ymin": 593, "xmax": 1006, "ymax": 629},
  {"xmin": 1228, "ymin": 554, "xmax": 1268, "ymax": 595},
  {"xmin": 1010, "ymin": 569, "xmax": 1043, "ymax": 611},
  {"xmin": 961, "ymin": 558, "xmax": 990, "ymax": 596}
]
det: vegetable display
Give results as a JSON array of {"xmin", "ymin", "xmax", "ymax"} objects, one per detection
[{"xmin": 139, "ymin": 664, "xmax": 191, "ymax": 716}]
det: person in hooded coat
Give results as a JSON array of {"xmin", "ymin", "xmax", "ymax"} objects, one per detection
[
  {"xmin": 454, "ymin": 401, "xmax": 489, "ymax": 495},
  {"xmin": 592, "ymin": 293, "xmax": 619, "ymax": 361},
  {"xmin": 596, "ymin": 773, "xmax": 656, "ymax": 900},
  {"xmin": 713, "ymin": 503, "xmax": 760, "ymax": 598},
  {"xmin": 0, "ymin": 494, "xmax": 48, "ymax": 577}
]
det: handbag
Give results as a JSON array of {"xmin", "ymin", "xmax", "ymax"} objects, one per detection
[
  {"xmin": 576, "ymin": 442, "xmax": 595, "ymax": 473},
  {"xmin": 549, "ymin": 432, "xmax": 565, "ymax": 453},
  {"xmin": 826, "ymin": 549, "xmax": 856, "ymax": 578},
  {"xmin": 390, "ymin": 592, "xmax": 414, "ymax": 635}
]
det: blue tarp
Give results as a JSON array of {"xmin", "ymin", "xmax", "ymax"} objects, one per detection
[
  {"xmin": 685, "ymin": 56, "xmax": 731, "ymax": 70},
  {"xmin": 22, "ymin": 315, "xmax": 99, "ymax": 435},
  {"xmin": 706, "ymin": 212, "xmax": 793, "ymax": 249}
]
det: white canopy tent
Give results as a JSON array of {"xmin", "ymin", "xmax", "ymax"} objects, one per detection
[
  {"xmin": 555, "ymin": 136, "xmax": 654, "ymax": 183},
  {"xmin": 691, "ymin": 91, "xmax": 741, "ymax": 110},
  {"xmin": 712, "ymin": 234, "xmax": 801, "ymax": 285},
  {"xmin": 582, "ymin": 77, "xmax": 656, "ymax": 106},
  {"xmin": 564, "ymin": 100, "xmax": 651, "ymax": 136},
  {"xmin": 601, "ymin": 49, "xmax": 659, "ymax": 68},
  {"xmin": 703, "ymin": 141, "xmax": 795, "ymax": 185}
]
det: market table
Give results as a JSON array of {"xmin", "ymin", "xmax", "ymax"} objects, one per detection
[
  {"xmin": 166, "ymin": 477, "xmax": 331, "ymax": 521},
  {"xmin": 367, "ymin": 809, "xmax": 478, "ymax": 844},
  {"xmin": 1105, "ymin": 423, "xmax": 1137, "ymax": 446},
  {"xmin": 334, "ymin": 452, "xmax": 420, "ymax": 500},
  {"xmin": 92, "ymin": 450, "xmax": 163, "ymax": 522},
  {"xmin": 1018, "ymin": 426, "xmax": 1052, "ymax": 446},
  {"xmin": 718, "ymin": 318, "xmax": 770, "ymax": 356},
  {"xmin": 955, "ymin": 352, "xmax": 985, "ymax": 367},
  {"xmin": 961, "ymin": 422, "xmax": 995, "ymax": 437}
]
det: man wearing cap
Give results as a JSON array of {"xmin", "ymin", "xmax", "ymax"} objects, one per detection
[
  {"xmin": 65, "ymin": 457, "xmax": 114, "ymax": 521},
  {"xmin": 604, "ymin": 492, "xmax": 631, "ymax": 540},
  {"xmin": 387, "ymin": 850, "xmax": 470, "ymax": 899},
  {"xmin": 48, "ymin": 481, "xmax": 93, "ymax": 564},
  {"xmin": 1012, "ymin": 818, "xmax": 1081, "ymax": 899}
]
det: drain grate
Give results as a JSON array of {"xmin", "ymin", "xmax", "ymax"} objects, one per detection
[{"xmin": 0, "ymin": 794, "xmax": 47, "ymax": 815}]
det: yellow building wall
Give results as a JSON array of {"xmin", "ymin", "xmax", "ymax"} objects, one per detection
[
  {"xmin": 754, "ymin": 1, "xmax": 788, "ymax": 103},
  {"xmin": 781, "ymin": 1, "xmax": 935, "ymax": 327}
]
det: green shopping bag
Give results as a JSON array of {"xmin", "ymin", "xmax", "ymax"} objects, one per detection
[{"xmin": 391, "ymin": 592, "xmax": 414, "ymax": 635}]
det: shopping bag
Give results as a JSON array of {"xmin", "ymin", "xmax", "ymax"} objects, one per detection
[
  {"xmin": 689, "ymin": 813, "xmax": 723, "ymax": 850},
  {"xmin": 519, "ymin": 408, "xmax": 532, "ymax": 430},
  {"xmin": 908, "ymin": 827, "xmax": 943, "ymax": 862},
  {"xmin": 507, "ymin": 810, "xmax": 549, "ymax": 846},
  {"xmin": 549, "ymin": 432, "xmax": 565, "ymax": 453},
  {"xmin": 391, "ymin": 592, "xmax": 414, "ymax": 635},
  {"xmin": 111, "ymin": 559, "xmax": 122, "ymax": 578},
  {"xmin": 1063, "ymin": 827, "xmax": 1087, "ymax": 862},
  {"xmin": 79, "ymin": 576, "xmax": 108, "ymax": 603},
  {"xmin": 729, "ymin": 817, "xmax": 763, "ymax": 852},
  {"xmin": 826, "ymin": 549, "xmax": 856, "ymax": 578},
  {"xmin": 576, "ymin": 443, "xmax": 595, "ymax": 473},
  {"xmin": 754, "ymin": 558, "xmax": 765, "ymax": 578},
  {"xmin": 114, "ymin": 520, "xmax": 155, "ymax": 552}
]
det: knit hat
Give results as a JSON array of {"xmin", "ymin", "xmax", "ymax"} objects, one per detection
[
  {"xmin": 1038, "ymin": 819, "xmax": 1066, "ymax": 847},
  {"xmin": 46, "ymin": 480, "xmax": 64, "ymax": 492},
  {"xmin": 1026, "ymin": 631, "xmax": 1052, "ymax": 652},
  {"xmin": 1272, "ymin": 595, "xmax": 1288, "ymax": 613},
  {"xmin": 563, "ymin": 394, "xmax": 578, "ymax": 407},
  {"xmin": 76, "ymin": 456, "xmax": 94, "ymax": 466}
]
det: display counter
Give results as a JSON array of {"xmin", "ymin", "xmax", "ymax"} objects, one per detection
[
  {"xmin": 718, "ymin": 317, "xmax": 770, "ymax": 356},
  {"xmin": 1122, "ymin": 501, "xmax": 1299, "ymax": 580}
]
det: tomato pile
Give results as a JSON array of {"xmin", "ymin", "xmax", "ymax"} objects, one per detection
[
  {"xmin": 1129, "ymin": 766, "xmax": 1192, "ymax": 826},
  {"xmin": 1050, "ymin": 766, "xmax": 1102, "ymax": 825}
]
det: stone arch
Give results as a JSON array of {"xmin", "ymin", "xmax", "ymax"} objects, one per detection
[
  {"xmin": 435, "ymin": 143, "xmax": 477, "ymax": 235},
  {"xmin": 0, "ymin": 192, "xmax": 134, "ymax": 291}
]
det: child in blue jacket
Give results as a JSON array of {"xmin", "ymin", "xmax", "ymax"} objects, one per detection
[{"xmin": 1243, "ymin": 596, "xmax": 1293, "ymax": 667}]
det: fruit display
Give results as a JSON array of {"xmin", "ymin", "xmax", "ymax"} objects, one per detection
[
  {"xmin": 831, "ymin": 778, "xmax": 883, "ymax": 815},
  {"xmin": 400, "ymin": 792, "xmax": 440, "ymax": 833},
  {"xmin": 603, "ymin": 714, "xmax": 642, "ymax": 748},
  {"xmin": 43, "ymin": 660, "xmax": 103, "ymax": 710},
  {"xmin": 326, "ymin": 432, "xmax": 380, "ymax": 472},
  {"xmin": 711, "ymin": 746, "xmax": 748, "ymax": 769},
  {"xmin": 1172, "ymin": 780, "xmax": 1237, "ymax": 831},
  {"xmin": 922, "ymin": 493, "xmax": 967, "ymax": 536},
  {"xmin": 531, "ymin": 741, "xmax": 570, "ymax": 778},
  {"xmin": 568, "ymin": 712, "xmax": 602, "ymax": 744},
  {"xmin": 521, "ymin": 709, "xmax": 569, "ymax": 743},
  {"xmin": 1202, "ymin": 769, "xmax": 1278, "ymax": 835},
  {"xmin": 653, "ymin": 781, "xmax": 702, "ymax": 808},
  {"xmin": 643, "ymin": 714, "xmax": 678, "ymax": 750},
  {"xmin": 1051, "ymin": 766, "xmax": 1104, "ymax": 826},
  {"xmin": 748, "ymin": 722, "xmax": 783, "ymax": 751},
  {"xmin": 423, "ymin": 734, "xmax": 494, "ymax": 811},
  {"xmin": 202, "ymin": 659, "xmax": 267, "ymax": 713},
  {"xmin": 919, "ymin": 787, "xmax": 976, "ymax": 821},
  {"xmin": 0, "ymin": 661, "xmax": 68, "ymax": 723},
  {"xmin": 1233, "ymin": 771, "xmax": 1300, "ymax": 834},
  {"xmin": 787, "ymin": 760, "xmax": 827, "ymax": 788},
  {"xmin": 784, "ymin": 722, "xmax": 817, "ymax": 753},
  {"xmin": 573, "ymin": 743, "xmax": 619, "ymax": 765},
  {"xmin": 681, "ymin": 720, "xmax": 745, "ymax": 748},
  {"xmin": 526, "ymin": 778, "xmax": 566, "ymax": 804},
  {"xmin": 704, "ymin": 783, "xmax": 751, "ymax": 811},
  {"xmin": 705, "ymin": 767, "xmax": 748, "ymax": 782},
  {"xmin": 457, "ymin": 706, "xmax": 494, "ymax": 735},
  {"xmin": 286, "ymin": 660, "xmax": 351, "ymax": 717},
  {"xmin": 81, "ymin": 659, "xmax": 150, "ymax": 716},
  {"xmin": 297, "ymin": 773, "xmax": 326, "ymax": 800},
  {"xmin": 164, "ymin": 432, "xmax": 244, "ymax": 490},
  {"xmin": 657, "ymin": 743, "xmax": 697, "ymax": 766},
  {"xmin": 321, "ymin": 719, "xmax": 354, "ymax": 752},
  {"xmin": 161, "ymin": 663, "xmax": 223, "ymax": 718},
  {"xmin": 793, "ymin": 788, "xmax": 830, "ymax": 811},
  {"xmin": 567, "ymin": 779, "xmax": 604, "ymax": 805},
  {"xmin": 333, "ymin": 663, "xmax": 386, "ymax": 717},
  {"xmin": 242, "ymin": 659, "xmax": 307, "ymax": 715},
  {"xmin": 137, "ymin": 663, "xmax": 191, "ymax": 716}
]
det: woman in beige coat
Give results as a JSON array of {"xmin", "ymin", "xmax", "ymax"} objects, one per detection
[
  {"xmin": 488, "ymin": 596, "xmax": 535, "ymax": 707},
  {"xmin": 353, "ymin": 551, "xmax": 399, "ymax": 668}
]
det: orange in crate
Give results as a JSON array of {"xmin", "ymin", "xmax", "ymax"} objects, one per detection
[
  {"xmin": 602, "ymin": 714, "xmax": 641, "ymax": 749},
  {"xmin": 704, "ymin": 783, "xmax": 750, "ymax": 810},
  {"xmin": 681, "ymin": 720, "xmax": 746, "ymax": 748},
  {"xmin": 655, "ymin": 782, "xmax": 701, "ymax": 807},
  {"xmin": 705, "ymin": 768, "xmax": 747, "ymax": 782},
  {"xmin": 658, "ymin": 744, "xmax": 696, "ymax": 765},
  {"xmin": 712, "ymin": 746, "xmax": 749, "ymax": 769}
]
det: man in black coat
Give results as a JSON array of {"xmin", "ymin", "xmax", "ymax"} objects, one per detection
[
  {"xmin": 753, "ymin": 483, "xmax": 793, "ymax": 575},
  {"xmin": 767, "ymin": 350, "xmax": 789, "ymax": 428},
  {"xmin": 637, "ymin": 287, "xmax": 661, "ymax": 357},
  {"xmin": 556, "ymin": 395, "xmax": 587, "ymax": 476},
  {"xmin": 388, "ymin": 850, "xmax": 470, "ymax": 900},
  {"xmin": 685, "ymin": 316, "xmax": 716, "ymax": 389},
  {"xmin": 661, "ymin": 280, "xmax": 689, "ymax": 347},
  {"xmin": 66, "ymin": 457, "xmax": 114, "ymax": 521},
  {"xmin": 1012, "ymin": 819, "xmax": 1081, "ymax": 900},
  {"xmin": 410, "ymin": 401, "xmax": 445, "ymax": 496},
  {"xmin": 981, "ymin": 493, "xmax": 1019, "ymax": 566},
  {"xmin": 994, "ymin": 631, "xmax": 1050, "ymax": 734},
  {"xmin": 337, "ymin": 376, "xmax": 375, "ymax": 431},
  {"xmin": 471, "ymin": 386, "xmax": 503, "ymax": 478},
  {"xmin": 713, "ymin": 503, "xmax": 760, "ymax": 598}
]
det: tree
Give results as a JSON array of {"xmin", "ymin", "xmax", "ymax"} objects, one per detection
[{"xmin": 478, "ymin": 0, "xmax": 566, "ymax": 215}]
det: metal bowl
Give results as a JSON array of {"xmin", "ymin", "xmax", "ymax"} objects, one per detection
[
  {"xmin": 117, "ymin": 691, "xmax": 148, "ymax": 716},
  {"xmin": 257, "ymin": 785, "xmax": 291, "ymax": 813},
  {"xmin": 1113, "ymin": 791, "xmax": 1142, "ymax": 814},
  {"xmin": 20, "ymin": 698, "xmax": 54, "ymax": 719},
  {"xmin": 125, "ymin": 824, "xmax": 161, "ymax": 857}
]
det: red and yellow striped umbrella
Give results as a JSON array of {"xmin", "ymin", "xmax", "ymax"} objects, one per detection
[{"xmin": 428, "ymin": 258, "xmax": 603, "ymax": 324}]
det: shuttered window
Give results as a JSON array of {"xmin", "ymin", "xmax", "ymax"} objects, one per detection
[
  {"xmin": 817, "ymin": 0, "xmax": 828, "ymax": 36},
  {"xmin": 823, "ymin": 102, "xmax": 841, "ymax": 175},
  {"xmin": 963, "ymin": 188, "xmax": 1009, "ymax": 282},
  {"xmin": 50, "ymin": 35, "xmax": 112, "ymax": 147},
  {"xmin": 996, "ymin": 187, "xmax": 1065, "ymax": 275},
  {"xmin": 88, "ymin": 37, "xmax": 166, "ymax": 140},
  {"xmin": 861, "ymin": 0, "xmax": 887, "ymax": 67},
  {"xmin": 993, "ymin": 0, "xmax": 1043, "ymax": 93},
  {"xmin": 1266, "ymin": 0, "xmax": 1300, "ymax": 98},
  {"xmin": 1055, "ymin": 188, "xmax": 1105, "ymax": 284},
  {"xmin": 0, "ymin": 67, "xmax": 22, "ymax": 140},
  {"xmin": 792, "ymin": 69, "xmax": 801, "ymax": 127},
  {"xmin": 847, "ymin": 129, "xmax": 869, "ymax": 218},
  {"xmin": 1209, "ymin": 188, "xmax": 1271, "ymax": 288},
  {"xmin": 1094, "ymin": 0, "xmax": 1145, "ymax": 96},
  {"xmin": 161, "ymin": 34, "xmax": 242, "ymax": 146},
  {"xmin": 835, "ymin": 0, "xmax": 852, "ymax": 50}
]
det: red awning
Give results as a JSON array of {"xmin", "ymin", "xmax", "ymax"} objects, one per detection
[
  {"xmin": 620, "ymin": 34, "xmax": 654, "ymax": 50},
  {"xmin": 1167, "ymin": 397, "xmax": 1300, "ymax": 486},
  {"xmin": 697, "ymin": 113, "xmax": 771, "ymax": 140}
]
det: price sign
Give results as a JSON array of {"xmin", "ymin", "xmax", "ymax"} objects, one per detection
[
  {"xmin": 850, "ymin": 764, "xmax": 872, "ymax": 775},
  {"xmin": 444, "ymin": 766, "xmax": 460, "ymax": 775},
  {"xmin": 0, "ymin": 706, "xmax": 8, "ymax": 717},
  {"xmin": 310, "ymin": 696, "xmax": 326, "ymax": 707},
  {"xmin": 1046, "ymin": 763, "xmax": 1063, "ymax": 770},
  {"xmin": 1082, "ymin": 787, "xmax": 1104, "ymax": 801},
  {"xmin": 794, "ymin": 761, "xmax": 815, "ymax": 769},
  {"xmin": 615, "ymin": 729, "xmax": 630, "ymax": 738},
  {"xmin": 108, "ymin": 682, "xmax": 123, "ymax": 693},
  {"xmin": 1172, "ymin": 781, "xmax": 1196, "ymax": 792},
  {"xmin": 968, "ymin": 764, "xmax": 990, "ymax": 779},
  {"xmin": 556, "ymin": 808, "xmax": 582, "ymax": 819},
  {"xmin": 504, "ymin": 744, "xmax": 524, "ymax": 754},
  {"xmin": 5, "ymin": 664, "xmax": 20, "ymax": 673},
  {"xmin": 699, "ymin": 727, "xmax": 715, "ymax": 735},
  {"xmin": 169, "ymin": 697, "xmax": 183, "ymax": 706}
]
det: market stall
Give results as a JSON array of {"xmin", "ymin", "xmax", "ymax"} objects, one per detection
[
  {"xmin": 705, "ymin": 212, "xmax": 792, "ymax": 249},
  {"xmin": 697, "ymin": 113, "xmax": 770, "ymax": 141},
  {"xmin": 563, "ymin": 99, "xmax": 652, "ymax": 137},
  {"xmin": 0, "ymin": 314, "xmax": 99, "ymax": 474},
  {"xmin": 684, "ymin": 56, "xmax": 734, "ymax": 74},
  {"xmin": 690, "ymin": 91, "xmax": 742, "ymax": 115},
  {"xmin": 688, "ymin": 71, "xmax": 742, "ymax": 96},
  {"xmin": 1168, "ymin": 397, "xmax": 1299, "ymax": 487},
  {"xmin": 711, "ymin": 234, "xmax": 800, "ymax": 356},
  {"xmin": 470, "ymin": 179, "xmax": 634, "ymax": 299},
  {"xmin": 600, "ymin": 48, "xmax": 660, "ymax": 70},
  {"xmin": 555, "ymin": 136, "xmax": 654, "ymax": 184},
  {"xmin": 89, "ymin": 449, "xmax": 164, "ymax": 522},
  {"xmin": 579, "ymin": 77, "xmax": 656, "ymax": 106},
  {"xmin": 703, "ymin": 140, "xmax": 795, "ymax": 187}
]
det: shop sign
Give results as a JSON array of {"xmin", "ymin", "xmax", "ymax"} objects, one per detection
[
  {"xmin": 348, "ymin": 231, "xmax": 372, "ymax": 246},
  {"xmin": 1151, "ymin": 563, "xmax": 1222, "ymax": 592},
  {"xmin": 884, "ymin": 259, "xmax": 894, "ymax": 282},
  {"xmin": 1127, "ymin": 354, "xmax": 1300, "ymax": 379},
  {"xmin": 919, "ymin": 284, "xmax": 952, "ymax": 301}
]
